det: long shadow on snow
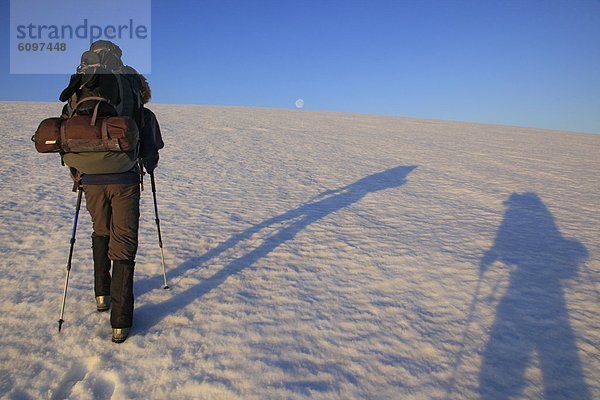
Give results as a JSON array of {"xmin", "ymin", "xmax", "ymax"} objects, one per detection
[
  {"xmin": 477, "ymin": 192, "xmax": 590, "ymax": 399},
  {"xmin": 135, "ymin": 165, "xmax": 417, "ymax": 332}
]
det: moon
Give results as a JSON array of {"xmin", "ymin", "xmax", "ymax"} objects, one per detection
[{"xmin": 295, "ymin": 99, "xmax": 304, "ymax": 109}]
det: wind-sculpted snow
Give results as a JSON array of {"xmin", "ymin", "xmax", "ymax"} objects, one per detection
[{"xmin": 0, "ymin": 102, "xmax": 598, "ymax": 399}]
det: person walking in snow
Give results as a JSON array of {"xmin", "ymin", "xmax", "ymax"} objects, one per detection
[{"xmin": 59, "ymin": 40, "xmax": 163, "ymax": 343}]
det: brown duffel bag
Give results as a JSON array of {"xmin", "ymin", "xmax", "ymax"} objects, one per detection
[
  {"xmin": 33, "ymin": 96, "xmax": 139, "ymax": 154},
  {"xmin": 34, "ymin": 117, "xmax": 63, "ymax": 153}
]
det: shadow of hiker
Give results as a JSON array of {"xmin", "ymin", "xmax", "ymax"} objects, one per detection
[
  {"xmin": 478, "ymin": 192, "xmax": 590, "ymax": 399},
  {"xmin": 135, "ymin": 165, "xmax": 417, "ymax": 332}
]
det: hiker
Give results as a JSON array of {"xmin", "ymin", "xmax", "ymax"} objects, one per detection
[{"xmin": 58, "ymin": 40, "xmax": 163, "ymax": 343}]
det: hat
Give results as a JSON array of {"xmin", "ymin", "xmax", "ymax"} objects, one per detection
[
  {"xmin": 90, "ymin": 40, "xmax": 122, "ymax": 59},
  {"xmin": 80, "ymin": 50, "xmax": 101, "ymax": 66}
]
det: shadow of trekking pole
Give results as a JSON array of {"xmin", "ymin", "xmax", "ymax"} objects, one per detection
[{"xmin": 443, "ymin": 271, "xmax": 484, "ymax": 398}]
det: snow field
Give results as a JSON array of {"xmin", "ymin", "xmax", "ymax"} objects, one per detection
[{"xmin": 0, "ymin": 102, "xmax": 598, "ymax": 399}]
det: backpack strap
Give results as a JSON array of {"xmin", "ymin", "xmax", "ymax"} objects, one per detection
[
  {"xmin": 112, "ymin": 72, "xmax": 125, "ymax": 115},
  {"xmin": 100, "ymin": 119, "xmax": 111, "ymax": 149},
  {"xmin": 69, "ymin": 96, "xmax": 109, "ymax": 115},
  {"xmin": 68, "ymin": 96, "xmax": 119, "ymax": 127},
  {"xmin": 59, "ymin": 119, "xmax": 68, "ymax": 151}
]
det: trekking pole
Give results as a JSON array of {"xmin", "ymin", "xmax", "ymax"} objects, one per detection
[
  {"xmin": 58, "ymin": 186, "xmax": 83, "ymax": 332},
  {"xmin": 150, "ymin": 172, "xmax": 169, "ymax": 289}
]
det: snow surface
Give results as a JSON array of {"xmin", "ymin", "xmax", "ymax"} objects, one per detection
[{"xmin": 0, "ymin": 102, "xmax": 598, "ymax": 399}]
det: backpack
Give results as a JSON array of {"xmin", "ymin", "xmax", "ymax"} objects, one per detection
[{"xmin": 34, "ymin": 47, "xmax": 144, "ymax": 175}]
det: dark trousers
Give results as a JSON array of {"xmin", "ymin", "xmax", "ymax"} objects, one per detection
[
  {"xmin": 83, "ymin": 183, "xmax": 140, "ymax": 261},
  {"xmin": 84, "ymin": 183, "xmax": 140, "ymax": 328}
]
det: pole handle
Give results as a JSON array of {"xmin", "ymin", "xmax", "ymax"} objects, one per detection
[{"xmin": 150, "ymin": 172, "xmax": 157, "ymax": 193}]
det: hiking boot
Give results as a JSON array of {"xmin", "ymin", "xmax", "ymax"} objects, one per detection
[
  {"xmin": 96, "ymin": 295, "xmax": 111, "ymax": 312},
  {"xmin": 112, "ymin": 328, "xmax": 130, "ymax": 343}
]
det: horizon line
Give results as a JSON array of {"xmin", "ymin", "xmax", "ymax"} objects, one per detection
[{"xmin": 2, "ymin": 99, "xmax": 598, "ymax": 136}]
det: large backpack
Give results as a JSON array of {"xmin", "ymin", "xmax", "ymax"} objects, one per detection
[{"xmin": 34, "ymin": 47, "xmax": 144, "ymax": 174}]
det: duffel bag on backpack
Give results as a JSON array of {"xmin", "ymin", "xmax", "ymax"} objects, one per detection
[
  {"xmin": 33, "ymin": 96, "xmax": 139, "ymax": 154},
  {"xmin": 33, "ymin": 97, "xmax": 140, "ymax": 174}
]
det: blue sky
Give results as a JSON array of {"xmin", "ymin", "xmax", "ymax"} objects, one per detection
[{"xmin": 2, "ymin": 0, "xmax": 600, "ymax": 133}]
